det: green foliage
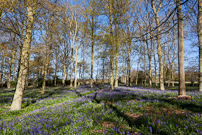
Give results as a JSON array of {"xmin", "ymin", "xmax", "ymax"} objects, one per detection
[{"xmin": 10, "ymin": 81, "xmax": 17, "ymax": 87}]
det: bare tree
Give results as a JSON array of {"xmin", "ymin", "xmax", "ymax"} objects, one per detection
[{"xmin": 151, "ymin": 0, "xmax": 165, "ymax": 90}]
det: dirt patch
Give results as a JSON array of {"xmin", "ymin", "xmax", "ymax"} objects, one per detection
[
  {"xmin": 168, "ymin": 95, "xmax": 191, "ymax": 100},
  {"xmin": 125, "ymin": 112, "xmax": 142, "ymax": 119},
  {"xmin": 143, "ymin": 106, "xmax": 191, "ymax": 116},
  {"xmin": 90, "ymin": 121, "xmax": 140, "ymax": 134},
  {"xmin": 2, "ymin": 106, "xmax": 11, "ymax": 109}
]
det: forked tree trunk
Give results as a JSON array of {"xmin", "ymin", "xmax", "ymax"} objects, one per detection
[
  {"xmin": 10, "ymin": 0, "xmax": 37, "ymax": 111},
  {"xmin": 176, "ymin": 0, "xmax": 186, "ymax": 95},
  {"xmin": 198, "ymin": 0, "xmax": 202, "ymax": 92}
]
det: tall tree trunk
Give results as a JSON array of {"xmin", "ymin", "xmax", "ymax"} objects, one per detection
[
  {"xmin": 25, "ymin": 58, "xmax": 29, "ymax": 89},
  {"xmin": 7, "ymin": 57, "xmax": 13, "ymax": 89},
  {"xmin": 42, "ymin": 49, "xmax": 50, "ymax": 94},
  {"xmin": 74, "ymin": 41, "xmax": 78, "ymax": 88},
  {"xmin": 114, "ymin": 39, "xmax": 119, "ymax": 88},
  {"xmin": 91, "ymin": 26, "xmax": 94, "ymax": 88},
  {"xmin": 54, "ymin": 53, "xmax": 57, "ymax": 87},
  {"xmin": 152, "ymin": 0, "xmax": 165, "ymax": 90},
  {"xmin": 128, "ymin": 40, "xmax": 131, "ymax": 87},
  {"xmin": 36, "ymin": 58, "xmax": 39, "ymax": 87},
  {"xmin": 10, "ymin": 0, "xmax": 37, "ymax": 111},
  {"xmin": 124, "ymin": 52, "xmax": 127, "ymax": 85},
  {"xmin": 115, "ymin": 23, "xmax": 119, "ymax": 87},
  {"xmin": 102, "ymin": 56, "xmax": 105, "ymax": 84},
  {"xmin": 70, "ymin": 41, "xmax": 74, "ymax": 88},
  {"xmin": 136, "ymin": 59, "xmax": 140, "ymax": 85},
  {"xmin": 156, "ymin": 15, "xmax": 164, "ymax": 90},
  {"xmin": 198, "ymin": 0, "xmax": 202, "ymax": 92},
  {"xmin": 144, "ymin": 41, "xmax": 146, "ymax": 86},
  {"xmin": 62, "ymin": 63, "xmax": 66, "ymax": 86},
  {"xmin": 12, "ymin": 58, "xmax": 16, "ymax": 82},
  {"xmin": 109, "ymin": 0, "xmax": 114, "ymax": 90},
  {"xmin": 0, "ymin": 56, "xmax": 4, "ymax": 86},
  {"xmin": 154, "ymin": 49, "xmax": 157, "ymax": 87},
  {"xmin": 176, "ymin": 0, "xmax": 186, "ymax": 95},
  {"xmin": 171, "ymin": 69, "xmax": 174, "ymax": 86},
  {"xmin": 66, "ymin": 66, "xmax": 68, "ymax": 82}
]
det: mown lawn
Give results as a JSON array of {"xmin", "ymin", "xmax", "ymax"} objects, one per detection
[{"xmin": 0, "ymin": 85, "xmax": 202, "ymax": 135}]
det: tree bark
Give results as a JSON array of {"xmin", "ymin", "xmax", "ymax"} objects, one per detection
[
  {"xmin": 102, "ymin": 56, "xmax": 105, "ymax": 84},
  {"xmin": 90, "ymin": 24, "xmax": 94, "ymax": 88},
  {"xmin": 143, "ymin": 41, "xmax": 146, "ymax": 86},
  {"xmin": 74, "ymin": 41, "xmax": 78, "ymax": 88},
  {"xmin": 42, "ymin": 30, "xmax": 52, "ymax": 93},
  {"xmin": 176, "ymin": 0, "xmax": 186, "ymax": 95},
  {"xmin": 114, "ymin": 38, "xmax": 119, "ymax": 88},
  {"xmin": 109, "ymin": 0, "xmax": 114, "ymax": 90},
  {"xmin": 10, "ymin": 0, "xmax": 37, "ymax": 111},
  {"xmin": 198, "ymin": 0, "xmax": 202, "ymax": 92},
  {"xmin": 151, "ymin": 0, "xmax": 165, "ymax": 90},
  {"xmin": 7, "ymin": 57, "xmax": 13, "ymax": 89},
  {"xmin": 70, "ymin": 44, "xmax": 73, "ymax": 88},
  {"xmin": 154, "ymin": 47, "xmax": 157, "ymax": 87},
  {"xmin": 62, "ymin": 63, "xmax": 66, "ymax": 86}
]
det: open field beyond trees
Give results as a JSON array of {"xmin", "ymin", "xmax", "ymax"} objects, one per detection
[{"xmin": 0, "ymin": 85, "xmax": 202, "ymax": 135}]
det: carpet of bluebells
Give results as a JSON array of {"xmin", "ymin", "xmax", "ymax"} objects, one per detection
[{"xmin": 0, "ymin": 85, "xmax": 202, "ymax": 135}]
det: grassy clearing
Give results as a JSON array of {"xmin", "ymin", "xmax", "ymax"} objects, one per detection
[{"xmin": 0, "ymin": 85, "xmax": 202, "ymax": 134}]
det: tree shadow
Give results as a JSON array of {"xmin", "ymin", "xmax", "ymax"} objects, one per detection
[{"xmin": 160, "ymin": 98, "xmax": 202, "ymax": 113}]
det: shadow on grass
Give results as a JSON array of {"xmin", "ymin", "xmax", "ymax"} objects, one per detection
[
  {"xmin": 0, "ymin": 86, "xmax": 72, "ymax": 107},
  {"xmin": 161, "ymin": 99, "xmax": 202, "ymax": 113}
]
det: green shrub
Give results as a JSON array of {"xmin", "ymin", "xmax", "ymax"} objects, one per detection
[{"xmin": 10, "ymin": 81, "xmax": 17, "ymax": 87}]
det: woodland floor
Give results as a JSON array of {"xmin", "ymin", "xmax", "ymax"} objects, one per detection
[{"xmin": 0, "ymin": 84, "xmax": 202, "ymax": 135}]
